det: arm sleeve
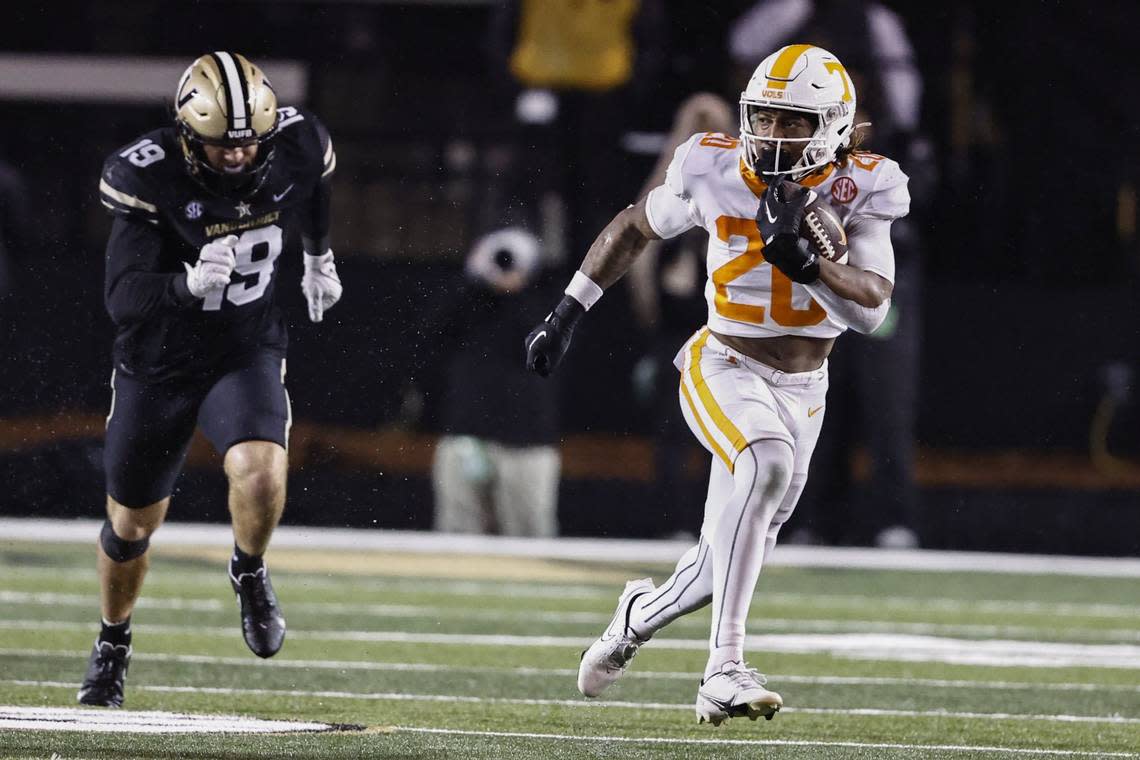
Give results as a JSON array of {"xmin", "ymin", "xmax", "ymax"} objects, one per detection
[
  {"xmin": 803, "ymin": 281, "xmax": 890, "ymax": 335},
  {"xmin": 802, "ymin": 218, "xmax": 896, "ymax": 334},
  {"xmin": 644, "ymin": 135, "xmax": 702, "ymax": 239},
  {"xmin": 302, "ymin": 118, "xmax": 336, "ymax": 255},
  {"xmin": 845, "ymin": 217, "xmax": 895, "ymax": 284},
  {"xmin": 104, "ymin": 217, "xmax": 197, "ymax": 325}
]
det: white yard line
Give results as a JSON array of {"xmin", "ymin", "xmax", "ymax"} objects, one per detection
[
  {"xmin": 0, "ymin": 568, "xmax": 607, "ymax": 599},
  {"xmin": 761, "ymin": 592, "xmax": 1140, "ymax": 620},
  {"xmin": 13, "ymin": 583, "xmax": 1140, "ymax": 622},
  {"xmin": 397, "ymin": 727, "xmax": 1140, "ymax": 758},
  {"xmin": 4, "ymin": 620, "xmax": 1140, "ymax": 669},
  {"xmin": 4, "ymin": 518, "xmax": 1140, "ymax": 577},
  {"xmin": 0, "ymin": 705, "xmax": 336, "ymax": 734},
  {"xmin": 6, "ymin": 680, "xmax": 1139, "ymax": 727},
  {"xmin": 7, "ymin": 570, "xmax": 1138, "ymax": 623},
  {"xmin": 3, "ymin": 647, "xmax": 1139, "ymax": 693},
  {"xmin": 5, "ymin": 591, "xmax": 1137, "ymax": 642}
]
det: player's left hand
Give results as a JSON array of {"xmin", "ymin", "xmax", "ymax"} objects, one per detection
[
  {"xmin": 301, "ymin": 250, "xmax": 342, "ymax": 323},
  {"xmin": 756, "ymin": 180, "xmax": 820, "ymax": 284}
]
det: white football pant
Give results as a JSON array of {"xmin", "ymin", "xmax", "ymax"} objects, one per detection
[{"xmin": 630, "ymin": 328, "xmax": 827, "ymax": 676}]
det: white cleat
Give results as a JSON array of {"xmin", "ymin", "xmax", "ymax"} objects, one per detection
[
  {"xmin": 695, "ymin": 663, "xmax": 783, "ymax": 726},
  {"xmin": 577, "ymin": 578, "xmax": 655, "ymax": 697}
]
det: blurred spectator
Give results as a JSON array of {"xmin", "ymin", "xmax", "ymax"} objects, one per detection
[
  {"xmin": 508, "ymin": 0, "xmax": 641, "ymax": 92},
  {"xmin": 728, "ymin": 0, "xmax": 937, "ymax": 548},
  {"xmin": 627, "ymin": 93, "xmax": 737, "ymax": 534},
  {"xmin": 729, "ymin": 0, "xmax": 923, "ymax": 156},
  {"xmin": 489, "ymin": 0, "xmax": 668, "ymax": 256},
  {"xmin": 427, "ymin": 227, "xmax": 563, "ymax": 537},
  {"xmin": 0, "ymin": 156, "xmax": 32, "ymax": 415},
  {"xmin": 0, "ymin": 157, "xmax": 30, "ymax": 303}
]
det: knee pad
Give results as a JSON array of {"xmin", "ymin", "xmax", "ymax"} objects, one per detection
[{"xmin": 100, "ymin": 519, "xmax": 150, "ymax": 563}]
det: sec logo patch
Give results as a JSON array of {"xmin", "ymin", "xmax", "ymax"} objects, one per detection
[
  {"xmin": 184, "ymin": 201, "xmax": 204, "ymax": 220},
  {"xmin": 831, "ymin": 177, "xmax": 858, "ymax": 204}
]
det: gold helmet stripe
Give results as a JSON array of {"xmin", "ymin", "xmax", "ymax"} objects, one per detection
[
  {"xmin": 765, "ymin": 43, "xmax": 814, "ymax": 90},
  {"xmin": 212, "ymin": 51, "xmax": 248, "ymax": 131}
]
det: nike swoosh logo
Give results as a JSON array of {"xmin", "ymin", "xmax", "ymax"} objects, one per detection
[
  {"xmin": 527, "ymin": 330, "xmax": 547, "ymax": 352},
  {"xmin": 272, "ymin": 184, "xmax": 295, "ymax": 202},
  {"xmin": 808, "ymin": 405, "xmax": 824, "ymax": 418},
  {"xmin": 764, "ymin": 200, "xmax": 778, "ymax": 224},
  {"xmin": 704, "ymin": 695, "xmax": 735, "ymax": 710}
]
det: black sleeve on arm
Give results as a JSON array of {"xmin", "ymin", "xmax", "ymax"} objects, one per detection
[
  {"xmin": 301, "ymin": 179, "xmax": 332, "ymax": 255},
  {"xmin": 104, "ymin": 217, "xmax": 197, "ymax": 325},
  {"xmin": 301, "ymin": 117, "xmax": 335, "ymax": 255}
]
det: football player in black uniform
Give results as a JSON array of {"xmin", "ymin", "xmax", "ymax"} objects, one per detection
[{"xmin": 78, "ymin": 52, "xmax": 342, "ymax": 707}]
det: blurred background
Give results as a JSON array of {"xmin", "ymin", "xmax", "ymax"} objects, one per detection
[{"xmin": 0, "ymin": 0, "xmax": 1136, "ymax": 555}]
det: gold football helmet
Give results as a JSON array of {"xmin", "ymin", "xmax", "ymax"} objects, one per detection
[{"xmin": 174, "ymin": 52, "xmax": 279, "ymax": 197}]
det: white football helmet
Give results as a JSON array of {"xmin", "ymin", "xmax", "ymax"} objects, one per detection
[{"xmin": 739, "ymin": 44, "xmax": 857, "ymax": 178}]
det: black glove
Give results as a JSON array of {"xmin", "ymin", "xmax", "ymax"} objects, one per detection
[
  {"xmin": 524, "ymin": 295, "xmax": 585, "ymax": 377},
  {"xmin": 756, "ymin": 179, "xmax": 820, "ymax": 284},
  {"xmin": 763, "ymin": 235, "xmax": 819, "ymax": 284},
  {"xmin": 756, "ymin": 179, "xmax": 810, "ymax": 243}
]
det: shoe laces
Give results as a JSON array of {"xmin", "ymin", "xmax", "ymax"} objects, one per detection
[
  {"xmin": 93, "ymin": 642, "xmax": 128, "ymax": 678},
  {"xmin": 722, "ymin": 663, "xmax": 766, "ymax": 689},
  {"xmin": 606, "ymin": 637, "xmax": 641, "ymax": 669},
  {"xmin": 236, "ymin": 567, "xmax": 276, "ymax": 614}
]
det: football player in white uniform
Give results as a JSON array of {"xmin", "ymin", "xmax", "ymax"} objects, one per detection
[{"xmin": 525, "ymin": 44, "xmax": 909, "ymax": 725}]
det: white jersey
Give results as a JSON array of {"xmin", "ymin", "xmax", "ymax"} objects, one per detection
[{"xmin": 645, "ymin": 132, "xmax": 910, "ymax": 339}]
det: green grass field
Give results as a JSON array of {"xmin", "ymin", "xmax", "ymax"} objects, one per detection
[{"xmin": 0, "ymin": 535, "xmax": 1137, "ymax": 759}]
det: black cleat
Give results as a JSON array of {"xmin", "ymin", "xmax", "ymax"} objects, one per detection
[
  {"xmin": 229, "ymin": 565, "xmax": 286, "ymax": 658},
  {"xmin": 77, "ymin": 640, "xmax": 131, "ymax": 707}
]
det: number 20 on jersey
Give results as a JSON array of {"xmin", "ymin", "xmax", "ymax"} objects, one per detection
[{"xmin": 712, "ymin": 216, "xmax": 826, "ymax": 328}]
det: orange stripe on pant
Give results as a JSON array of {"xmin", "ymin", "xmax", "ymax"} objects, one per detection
[
  {"xmin": 680, "ymin": 378, "xmax": 732, "ymax": 472},
  {"xmin": 685, "ymin": 329, "xmax": 749, "ymax": 472}
]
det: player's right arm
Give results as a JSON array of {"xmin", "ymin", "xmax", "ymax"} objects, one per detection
[
  {"xmin": 524, "ymin": 135, "xmax": 704, "ymax": 377},
  {"xmin": 104, "ymin": 217, "xmax": 196, "ymax": 325},
  {"xmin": 522, "ymin": 200, "xmax": 659, "ymax": 377},
  {"xmin": 100, "ymin": 149, "xmax": 238, "ymax": 325},
  {"xmin": 578, "ymin": 199, "xmax": 661, "ymax": 289}
]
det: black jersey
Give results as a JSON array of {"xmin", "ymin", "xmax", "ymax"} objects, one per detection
[{"xmin": 99, "ymin": 106, "xmax": 335, "ymax": 382}]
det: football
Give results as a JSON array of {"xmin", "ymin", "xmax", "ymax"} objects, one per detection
[{"xmin": 800, "ymin": 195, "xmax": 849, "ymax": 264}]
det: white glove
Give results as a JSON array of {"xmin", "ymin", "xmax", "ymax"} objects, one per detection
[
  {"xmin": 183, "ymin": 234, "xmax": 237, "ymax": 298},
  {"xmin": 301, "ymin": 249, "xmax": 342, "ymax": 323}
]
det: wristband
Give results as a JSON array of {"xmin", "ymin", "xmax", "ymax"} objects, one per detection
[
  {"xmin": 565, "ymin": 271, "xmax": 604, "ymax": 311},
  {"xmin": 304, "ymin": 250, "xmax": 334, "ymax": 271}
]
